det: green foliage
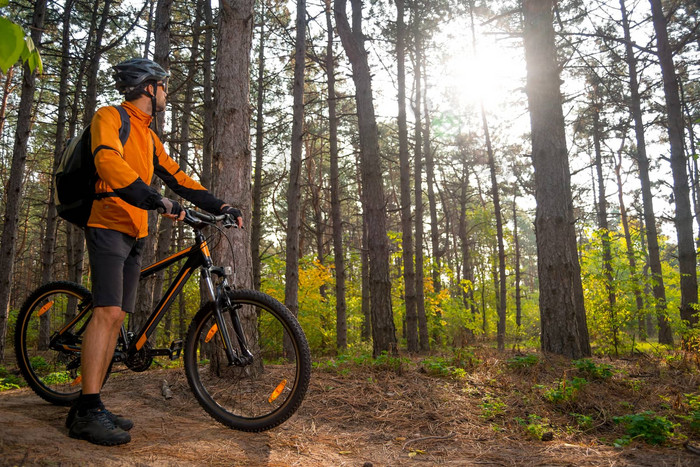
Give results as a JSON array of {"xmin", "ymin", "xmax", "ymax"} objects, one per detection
[
  {"xmin": 682, "ymin": 393, "xmax": 700, "ymax": 434},
  {"xmin": 480, "ymin": 396, "xmax": 506, "ymax": 419},
  {"xmin": 515, "ymin": 414, "xmax": 550, "ymax": 440},
  {"xmin": 41, "ymin": 371, "xmax": 72, "ymax": 386},
  {"xmin": 506, "ymin": 354, "xmax": 539, "ymax": 370},
  {"xmin": 29, "ymin": 355, "xmax": 48, "ymax": 372},
  {"xmin": 613, "ymin": 412, "xmax": 676, "ymax": 446},
  {"xmin": 0, "ymin": 366, "xmax": 23, "ymax": 391},
  {"xmin": 572, "ymin": 359, "xmax": 613, "ymax": 380},
  {"xmin": 421, "ymin": 356, "xmax": 464, "ymax": 379},
  {"xmin": 262, "ymin": 254, "xmax": 337, "ymax": 354},
  {"xmin": 569, "ymin": 412, "xmax": 593, "ymax": 430},
  {"xmin": 0, "ymin": 1, "xmax": 42, "ymax": 74},
  {"xmin": 312, "ymin": 351, "xmax": 411, "ymax": 375},
  {"xmin": 542, "ymin": 377, "xmax": 587, "ymax": 403}
]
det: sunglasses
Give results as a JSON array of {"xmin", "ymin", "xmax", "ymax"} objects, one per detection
[{"xmin": 156, "ymin": 80, "xmax": 168, "ymax": 92}]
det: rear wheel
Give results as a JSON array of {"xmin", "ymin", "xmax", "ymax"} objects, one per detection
[
  {"xmin": 15, "ymin": 281, "xmax": 94, "ymax": 406},
  {"xmin": 184, "ymin": 289, "xmax": 311, "ymax": 431}
]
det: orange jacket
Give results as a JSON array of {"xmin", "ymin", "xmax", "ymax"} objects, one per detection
[{"xmin": 88, "ymin": 101, "xmax": 224, "ymax": 238}]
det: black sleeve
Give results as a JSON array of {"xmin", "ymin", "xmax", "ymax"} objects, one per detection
[{"xmin": 112, "ymin": 177, "xmax": 163, "ymax": 210}]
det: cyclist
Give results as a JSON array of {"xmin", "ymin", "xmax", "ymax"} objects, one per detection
[{"xmin": 66, "ymin": 58, "xmax": 243, "ymax": 446}]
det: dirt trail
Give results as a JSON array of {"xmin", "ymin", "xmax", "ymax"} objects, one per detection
[{"xmin": 1, "ymin": 366, "xmax": 697, "ymax": 466}]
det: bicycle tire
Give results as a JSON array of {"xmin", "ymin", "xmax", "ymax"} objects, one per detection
[
  {"xmin": 14, "ymin": 281, "xmax": 101, "ymax": 406},
  {"xmin": 184, "ymin": 289, "xmax": 311, "ymax": 432}
]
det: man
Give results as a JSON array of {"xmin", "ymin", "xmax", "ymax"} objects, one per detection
[{"xmin": 66, "ymin": 58, "xmax": 242, "ymax": 446}]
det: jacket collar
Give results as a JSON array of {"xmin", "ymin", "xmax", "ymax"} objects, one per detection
[{"xmin": 121, "ymin": 100, "xmax": 153, "ymax": 127}]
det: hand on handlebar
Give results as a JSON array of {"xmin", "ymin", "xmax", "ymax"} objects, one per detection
[
  {"xmin": 221, "ymin": 205, "xmax": 243, "ymax": 228},
  {"xmin": 157, "ymin": 198, "xmax": 186, "ymax": 221}
]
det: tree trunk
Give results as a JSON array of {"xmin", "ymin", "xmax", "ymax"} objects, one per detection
[
  {"xmin": 522, "ymin": 0, "xmax": 591, "ymax": 358},
  {"xmin": 213, "ymin": 0, "xmax": 254, "ymax": 289},
  {"xmin": 513, "ymin": 193, "xmax": 522, "ymax": 330},
  {"xmin": 679, "ymin": 79, "xmax": 700, "ymax": 250},
  {"xmin": 133, "ymin": 0, "xmax": 172, "ymax": 331},
  {"xmin": 284, "ymin": 0, "xmax": 306, "ymax": 322},
  {"xmin": 396, "ymin": 0, "xmax": 418, "ymax": 353},
  {"xmin": 325, "ymin": 0, "xmax": 347, "ymax": 352},
  {"xmin": 0, "ymin": 0, "xmax": 47, "ymax": 362},
  {"xmin": 467, "ymin": 1, "xmax": 505, "ymax": 349},
  {"xmin": 592, "ymin": 92, "xmax": 618, "ymax": 355},
  {"xmin": 251, "ymin": 2, "xmax": 265, "ymax": 292},
  {"xmin": 422, "ymin": 75, "xmax": 441, "ymax": 298},
  {"xmin": 40, "ymin": 0, "xmax": 74, "ymax": 287},
  {"xmin": 199, "ymin": 0, "xmax": 215, "ymax": 307},
  {"xmin": 143, "ymin": 0, "xmax": 155, "ymax": 57},
  {"xmin": 614, "ymin": 143, "xmax": 647, "ymax": 341},
  {"xmin": 619, "ymin": 0, "xmax": 673, "ymax": 344},
  {"xmin": 0, "ymin": 69, "xmax": 14, "ymax": 136},
  {"xmin": 649, "ymin": 0, "xmax": 699, "ymax": 336},
  {"xmin": 412, "ymin": 30, "xmax": 430, "ymax": 352},
  {"xmin": 335, "ymin": 0, "xmax": 397, "ymax": 356}
]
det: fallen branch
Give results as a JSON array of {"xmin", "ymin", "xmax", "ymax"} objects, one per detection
[{"xmin": 402, "ymin": 433, "xmax": 456, "ymax": 450}]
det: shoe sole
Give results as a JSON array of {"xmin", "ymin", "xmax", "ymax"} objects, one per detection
[
  {"xmin": 67, "ymin": 414, "xmax": 134, "ymax": 431},
  {"xmin": 69, "ymin": 431, "xmax": 131, "ymax": 446}
]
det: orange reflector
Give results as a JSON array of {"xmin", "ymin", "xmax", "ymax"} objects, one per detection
[
  {"xmin": 268, "ymin": 379, "xmax": 287, "ymax": 403},
  {"xmin": 205, "ymin": 324, "xmax": 218, "ymax": 343},
  {"xmin": 71, "ymin": 375, "xmax": 82, "ymax": 387},
  {"xmin": 37, "ymin": 301, "xmax": 54, "ymax": 317}
]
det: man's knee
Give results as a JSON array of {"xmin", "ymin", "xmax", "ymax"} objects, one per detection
[{"xmin": 93, "ymin": 306, "xmax": 126, "ymax": 328}]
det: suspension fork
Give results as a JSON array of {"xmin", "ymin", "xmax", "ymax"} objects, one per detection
[
  {"xmin": 217, "ymin": 284, "xmax": 254, "ymax": 365},
  {"xmin": 197, "ymin": 230, "xmax": 251, "ymax": 366}
]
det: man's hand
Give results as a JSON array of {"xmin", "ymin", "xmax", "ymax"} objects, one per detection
[
  {"xmin": 157, "ymin": 198, "xmax": 185, "ymax": 221},
  {"xmin": 221, "ymin": 205, "xmax": 243, "ymax": 228}
]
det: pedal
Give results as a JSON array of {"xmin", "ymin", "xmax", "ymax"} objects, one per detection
[{"xmin": 169, "ymin": 339, "xmax": 183, "ymax": 360}]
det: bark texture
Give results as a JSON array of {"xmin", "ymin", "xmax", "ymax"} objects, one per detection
[{"xmin": 522, "ymin": 0, "xmax": 591, "ymax": 358}]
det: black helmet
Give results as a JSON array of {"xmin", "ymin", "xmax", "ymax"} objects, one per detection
[{"xmin": 112, "ymin": 58, "xmax": 168, "ymax": 95}]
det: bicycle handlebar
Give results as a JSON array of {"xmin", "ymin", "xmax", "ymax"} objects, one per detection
[{"xmin": 184, "ymin": 208, "xmax": 238, "ymax": 229}]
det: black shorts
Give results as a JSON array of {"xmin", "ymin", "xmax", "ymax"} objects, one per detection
[{"xmin": 85, "ymin": 227, "xmax": 146, "ymax": 313}]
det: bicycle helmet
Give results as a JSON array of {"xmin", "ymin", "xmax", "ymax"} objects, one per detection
[{"xmin": 112, "ymin": 58, "xmax": 168, "ymax": 95}]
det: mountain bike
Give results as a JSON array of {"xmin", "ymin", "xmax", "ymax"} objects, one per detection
[{"xmin": 14, "ymin": 209, "xmax": 311, "ymax": 432}]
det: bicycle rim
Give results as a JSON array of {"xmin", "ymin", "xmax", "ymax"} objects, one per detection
[
  {"xmin": 15, "ymin": 282, "xmax": 92, "ymax": 406},
  {"xmin": 185, "ymin": 289, "xmax": 311, "ymax": 432}
]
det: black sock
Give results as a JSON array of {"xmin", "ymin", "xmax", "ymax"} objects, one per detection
[{"xmin": 76, "ymin": 393, "xmax": 102, "ymax": 415}]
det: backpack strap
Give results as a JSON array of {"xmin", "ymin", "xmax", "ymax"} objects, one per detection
[
  {"xmin": 113, "ymin": 105, "xmax": 131, "ymax": 146},
  {"xmin": 90, "ymin": 105, "xmax": 132, "ymax": 201}
]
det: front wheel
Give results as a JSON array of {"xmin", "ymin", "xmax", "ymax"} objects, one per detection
[{"xmin": 184, "ymin": 289, "xmax": 311, "ymax": 431}]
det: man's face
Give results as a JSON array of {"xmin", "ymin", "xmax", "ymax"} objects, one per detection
[{"xmin": 154, "ymin": 80, "xmax": 167, "ymax": 112}]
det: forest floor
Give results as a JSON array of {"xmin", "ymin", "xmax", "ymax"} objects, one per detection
[{"xmin": 1, "ymin": 347, "xmax": 700, "ymax": 466}]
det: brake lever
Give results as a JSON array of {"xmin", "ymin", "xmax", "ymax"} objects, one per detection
[{"xmin": 222, "ymin": 214, "xmax": 237, "ymax": 229}]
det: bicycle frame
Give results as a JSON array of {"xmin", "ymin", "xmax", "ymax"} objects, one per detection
[{"xmin": 55, "ymin": 218, "xmax": 250, "ymax": 367}]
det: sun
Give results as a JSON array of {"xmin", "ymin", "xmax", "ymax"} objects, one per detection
[{"xmin": 435, "ymin": 20, "xmax": 526, "ymax": 114}]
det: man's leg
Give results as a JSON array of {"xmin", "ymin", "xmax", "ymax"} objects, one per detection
[
  {"xmin": 67, "ymin": 306, "xmax": 131, "ymax": 445},
  {"xmin": 81, "ymin": 306, "xmax": 125, "ymax": 394}
]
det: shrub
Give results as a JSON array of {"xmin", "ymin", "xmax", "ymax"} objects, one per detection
[
  {"xmin": 480, "ymin": 396, "xmax": 506, "ymax": 419},
  {"xmin": 542, "ymin": 377, "xmax": 587, "ymax": 403},
  {"xmin": 572, "ymin": 359, "xmax": 613, "ymax": 380},
  {"xmin": 613, "ymin": 411, "xmax": 676, "ymax": 446}
]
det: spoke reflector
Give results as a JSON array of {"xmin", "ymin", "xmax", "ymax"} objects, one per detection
[
  {"xmin": 37, "ymin": 301, "xmax": 54, "ymax": 317},
  {"xmin": 268, "ymin": 379, "xmax": 287, "ymax": 403},
  {"xmin": 205, "ymin": 324, "xmax": 218, "ymax": 343},
  {"xmin": 71, "ymin": 375, "xmax": 82, "ymax": 387}
]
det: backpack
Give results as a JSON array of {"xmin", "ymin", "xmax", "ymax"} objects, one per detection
[{"xmin": 55, "ymin": 105, "xmax": 130, "ymax": 227}]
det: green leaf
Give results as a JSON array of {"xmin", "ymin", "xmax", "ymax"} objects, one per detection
[
  {"xmin": 0, "ymin": 0, "xmax": 9, "ymax": 8},
  {"xmin": 27, "ymin": 49, "xmax": 42, "ymax": 74},
  {"xmin": 0, "ymin": 17, "xmax": 25, "ymax": 73}
]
